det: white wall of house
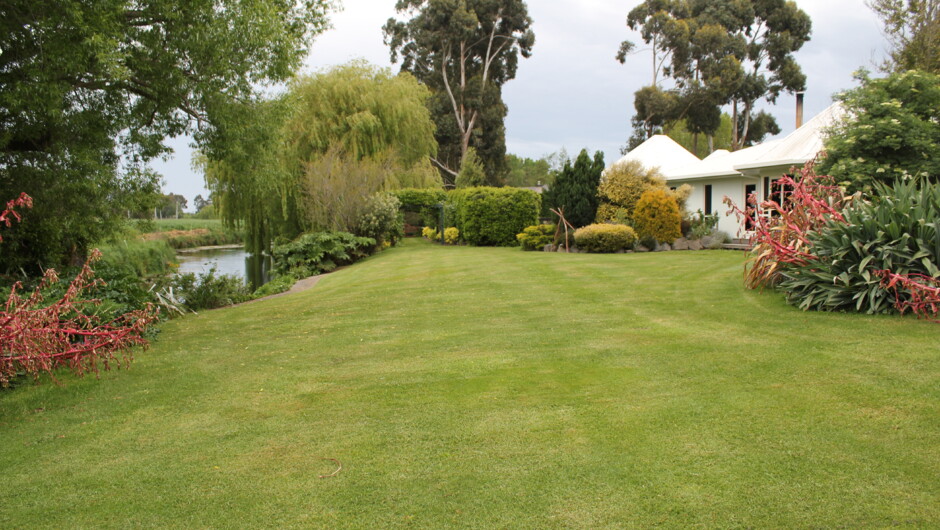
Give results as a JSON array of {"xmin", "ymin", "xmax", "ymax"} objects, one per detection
[{"xmin": 675, "ymin": 176, "xmax": 760, "ymax": 237}]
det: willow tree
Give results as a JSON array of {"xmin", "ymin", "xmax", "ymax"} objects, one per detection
[
  {"xmin": 383, "ymin": 0, "xmax": 535, "ymax": 185},
  {"xmin": 202, "ymin": 62, "xmax": 440, "ymax": 251}
]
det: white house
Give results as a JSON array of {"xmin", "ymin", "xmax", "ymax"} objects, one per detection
[{"xmin": 612, "ymin": 103, "xmax": 844, "ymax": 237}]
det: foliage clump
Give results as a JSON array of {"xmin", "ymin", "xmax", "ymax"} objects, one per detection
[
  {"xmin": 449, "ymin": 187, "xmax": 540, "ymax": 246},
  {"xmin": 780, "ymin": 179, "xmax": 940, "ymax": 314},
  {"xmin": 455, "ymin": 148, "xmax": 487, "ymax": 188},
  {"xmin": 633, "ymin": 189, "xmax": 682, "ymax": 244},
  {"xmin": 355, "ymin": 193, "xmax": 404, "ymax": 249},
  {"xmin": 574, "ymin": 224, "xmax": 638, "ymax": 253},
  {"xmin": 596, "ymin": 160, "xmax": 666, "ymax": 223},
  {"xmin": 272, "ymin": 231, "xmax": 375, "ymax": 278},
  {"xmin": 443, "ymin": 227, "xmax": 460, "ymax": 245},
  {"xmin": 543, "ymin": 149, "xmax": 605, "ymax": 228},
  {"xmin": 819, "ymin": 70, "xmax": 940, "ymax": 193},
  {"xmin": 516, "ymin": 224, "xmax": 556, "ymax": 251}
]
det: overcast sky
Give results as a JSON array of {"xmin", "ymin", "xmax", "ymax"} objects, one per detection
[{"xmin": 154, "ymin": 0, "xmax": 888, "ymax": 208}]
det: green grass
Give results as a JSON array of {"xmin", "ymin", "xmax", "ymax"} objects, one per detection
[
  {"xmin": 2, "ymin": 239, "xmax": 938, "ymax": 527},
  {"xmin": 150, "ymin": 218, "xmax": 228, "ymax": 232}
]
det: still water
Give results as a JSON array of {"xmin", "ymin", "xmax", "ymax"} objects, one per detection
[{"xmin": 175, "ymin": 246, "xmax": 271, "ymax": 289}]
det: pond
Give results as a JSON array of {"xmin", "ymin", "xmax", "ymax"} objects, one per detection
[{"xmin": 175, "ymin": 246, "xmax": 271, "ymax": 290}]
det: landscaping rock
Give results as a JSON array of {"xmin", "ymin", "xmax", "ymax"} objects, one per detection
[
  {"xmin": 635, "ymin": 245, "xmax": 650, "ymax": 253},
  {"xmin": 656, "ymin": 242, "xmax": 672, "ymax": 252},
  {"xmin": 689, "ymin": 239, "xmax": 704, "ymax": 251},
  {"xmin": 672, "ymin": 238, "xmax": 690, "ymax": 251},
  {"xmin": 543, "ymin": 244, "xmax": 554, "ymax": 252}
]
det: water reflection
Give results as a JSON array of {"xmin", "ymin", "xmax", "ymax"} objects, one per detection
[{"xmin": 175, "ymin": 247, "xmax": 271, "ymax": 290}]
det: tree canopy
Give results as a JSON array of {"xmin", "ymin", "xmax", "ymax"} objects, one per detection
[
  {"xmin": 0, "ymin": 0, "xmax": 334, "ymax": 272},
  {"xmin": 383, "ymin": 0, "xmax": 535, "ymax": 186},
  {"xmin": 620, "ymin": 0, "xmax": 810, "ymax": 151},
  {"xmin": 818, "ymin": 70, "xmax": 940, "ymax": 193},
  {"xmin": 202, "ymin": 62, "xmax": 441, "ymax": 253},
  {"xmin": 868, "ymin": 0, "xmax": 940, "ymax": 74}
]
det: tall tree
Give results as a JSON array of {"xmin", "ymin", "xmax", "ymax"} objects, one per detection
[
  {"xmin": 201, "ymin": 62, "xmax": 440, "ymax": 253},
  {"xmin": 619, "ymin": 0, "xmax": 811, "ymax": 151},
  {"xmin": 383, "ymin": 0, "xmax": 535, "ymax": 186},
  {"xmin": 544, "ymin": 149, "xmax": 604, "ymax": 228},
  {"xmin": 0, "ymin": 0, "xmax": 333, "ymax": 273},
  {"xmin": 868, "ymin": 0, "xmax": 940, "ymax": 73}
]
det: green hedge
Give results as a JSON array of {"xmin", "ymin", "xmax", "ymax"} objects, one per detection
[
  {"xmin": 448, "ymin": 187, "xmax": 541, "ymax": 246},
  {"xmin": 574, "ymin": 223, "xmax": 637, "ymax": 253},
  {"xmin": 391, "ymin": 188, "xmax": 447, "ymax": 228}
]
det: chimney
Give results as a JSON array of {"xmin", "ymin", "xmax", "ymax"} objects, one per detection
[{"xmin": 795, "ymin": 92, "xmax": 805, "ymax": 129}]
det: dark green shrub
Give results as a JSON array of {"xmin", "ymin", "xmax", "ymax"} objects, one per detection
[
  {"xmin": 574, "ymin": 223, "xmax": 638, "ymax": 253},
  {"xmin": 272, "ymin": 231, "xmax": 375, "ymax": 277},
  {"xmin": 781, "ymin": 179, "xmax": 940, "ymax": 314},
  {"xmin": 170, "ymin": 268, "xmax": 251, "ymax": 310},
  {"xmin": 448, "ymin": 187, "xmax": 540, "ymax": 246},
  {"xmin": 516, "ymin": 224, "xmax": 555, "ymax": 251},
  {"xmin": 356, "ymin": 193, "xmax": 404, "ymax": 248}
]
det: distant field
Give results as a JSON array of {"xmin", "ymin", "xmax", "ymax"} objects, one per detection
[
  {"xmin": 1, "ymin": 240, "xmax": 937, "ymax": 527},
  {"xmin": 150, "ymin": 218, "xmax": 226, "ymax": 232}
]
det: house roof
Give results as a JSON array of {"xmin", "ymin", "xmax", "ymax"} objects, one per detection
[
  {"xmin": 617, "ymin": 102, "xmax": 846, "ymax": 182},
  {"xmin": 609, "ymin": 134, "xmax": 700, "ymax": 175}
]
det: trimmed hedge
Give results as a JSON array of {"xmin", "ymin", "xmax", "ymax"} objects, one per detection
[
  {"xmin": 574, "ymin": 223, "xmax": 637, "ymax": 253},
  {"xmin": 391, "ymin": 188, "xmax": 447, "ymax": 228},
  {"xmin": 448, "ymin": 187, "xmax": 540, "ymax": 246}
]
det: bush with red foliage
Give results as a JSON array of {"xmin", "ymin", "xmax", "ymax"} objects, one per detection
[
  {"xmin": 724, "ymin": 161, "xmax": 852, "ymax": 289},
  {"xmin": 1, "ymin": 195, "xmax": 159, "ymax": 386},
  {"xmin": 876, "ymin": 270, "xmax": 940, "ymax": 322}
]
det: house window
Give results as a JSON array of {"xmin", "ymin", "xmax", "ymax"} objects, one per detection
[
  {"xmin": 744, "ymin": 184, "xmax": 757, "ymax": 231},
  {"xmin": 704, "ymin": 185, "xmax": 713, "ymax": 215},
  {"xmin": 763, "ymin": 176, "xmax": 793, "ymax": 211}
]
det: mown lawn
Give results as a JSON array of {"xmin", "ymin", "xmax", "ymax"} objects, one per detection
[{"xmin": 2, "ymin": 239, "xmax": 937, "ymax": 528}]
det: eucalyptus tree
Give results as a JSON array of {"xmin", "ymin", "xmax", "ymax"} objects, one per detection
[
  {"xmin": 383, "ymin": 0, "xmax": 535, "ymax": 186},
  {"xmin": 868, "ymin": 0, "xmax": 940, "ymax": 73},
  {"xmin": 0, "ymin": 0, "xmax": 334, "ymax": 272},
  {"xmin": 619, "ymin": 0, "xmax": 811, "ymax": 151}
]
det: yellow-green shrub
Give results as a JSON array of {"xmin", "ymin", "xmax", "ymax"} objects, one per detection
[
  {"xmin": 421, "ymin": 226, "xmax": 438, "ymax": 240},
  {"xmin": 573, "ymin": 223, "xmax": 637, "ymax": 253},
  {"xmin": 444, "ymin": 227, "xmax": 459, "ymax": 245},
  {"xmin": 597, "ymin": 159, "xmax": 666, "ymax": 219},
  {"xmin": 516, "ymin": 224, "xmax": 555, "ymax": 251},
  {"xmin": 633, "ymin": 189, "xmax": 682, "ymax": 244}
]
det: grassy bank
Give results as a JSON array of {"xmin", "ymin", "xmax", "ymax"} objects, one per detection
[
  {"xmin": 141, "ymin": 218, "xmax": 244, "ymax": 249},
  {"xmin": 1, "ymin": 240, "xmax": 937, "ymax": 527}
]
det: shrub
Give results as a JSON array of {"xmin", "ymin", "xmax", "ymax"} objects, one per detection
[
  {"xmin": 543, "ymin": 149, "xmax": 604, "ymax": 228},
  {"xmin": 422, "ymin": 226, "xmax": 438, "ymax": 240},
  {"xmin": 516, "ymin": 224, "xmax": 555, "ymax": 251},
  {"xmin": 391, "ymin": 188, "xmax": 447, "ymax": 229},
  {"xmin": 596, "ymin": 159, "xmax": 666, "ymax": 221},
  {"xmin": 688, "ymin": 210, "xmax": 720, "ymax": 240},
  {"xmin": 779, "ymin": 178, "xmax": 940, "ymax": 314},
  {"xmin": 443, "ymin": 227, "xmax": 459, "ymax": 245},
  {"xmin": 724, "ymin": 164, "xmax": 851, "ymax": 289},
  {"xmin": 170, "ymin": 267, "xmax": 251, "ymax": 311},
  {"xmin": 448, "ymin": 187, "xmax": 540, "ymax": 246},
  {"xmin": 633, "ymin": 189, "xmax": 682, "ymax": 244},
  {"xmin": 355, "ymin": 192, "xmax": 404, "ymax": 248},
  {"xmin": 272, "ymin": 231, "xmax": 375, "ymax": 277},
  {"xmin": 574, "ymin": 223, "xmax": 638, "ymax": 253}
]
